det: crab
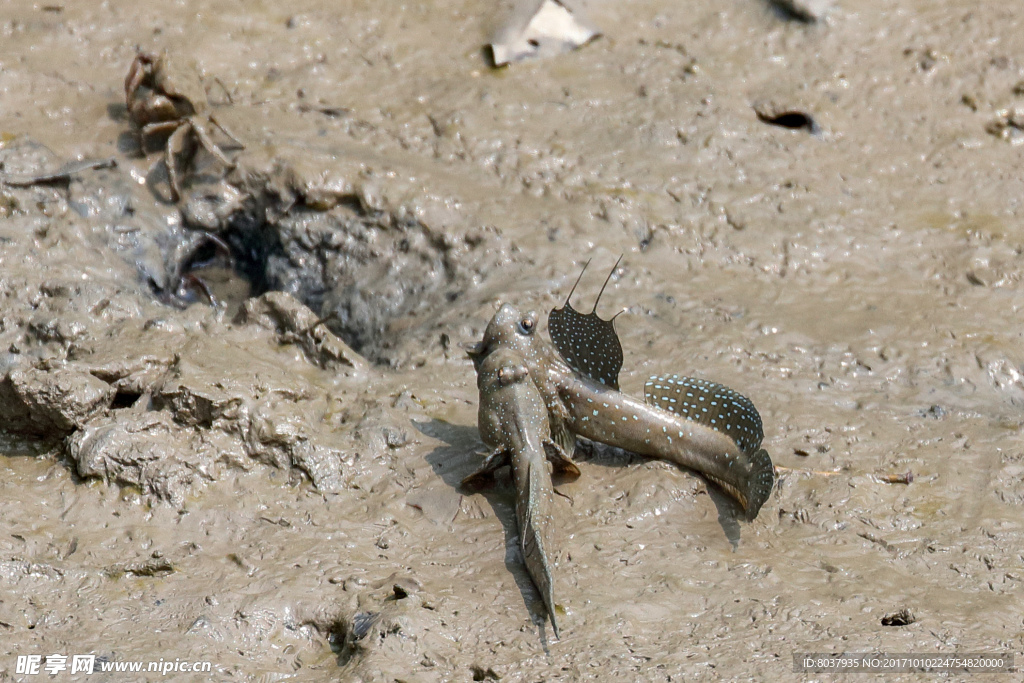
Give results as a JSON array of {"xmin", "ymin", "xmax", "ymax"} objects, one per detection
[{"xmin": 125, "ymin": 50, "xmax": 243, "ymax": 200}]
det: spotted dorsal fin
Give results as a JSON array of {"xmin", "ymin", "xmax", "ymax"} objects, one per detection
[
  {"xmin": 643, "ymin": 374, "xmax": 764, "ymax": 454},
  {"xmin": 548, "ymin": 257, "xmax": 624, "ymax": 389}
]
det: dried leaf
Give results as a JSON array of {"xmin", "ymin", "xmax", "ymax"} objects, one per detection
[{"xmin": 489, "ymin": 0, "xmax": 599, "ymax": 67}]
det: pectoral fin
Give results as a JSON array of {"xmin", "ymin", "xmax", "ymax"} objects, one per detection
[
  {"xmin": 548, "ymin": 412, "xmax": 578, "ymax": 464},
  {"xmin": 460, "ymin": 448, "xmax": 510, "ymax": 489},
  {"xmin": 543, "ymin": 439, "xmax": 580, "ymax": 479}
]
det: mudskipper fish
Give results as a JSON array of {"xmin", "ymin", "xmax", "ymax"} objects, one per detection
[{"xmin": 462, "ymin": 346, "xmax": 576, "ymax": 638}]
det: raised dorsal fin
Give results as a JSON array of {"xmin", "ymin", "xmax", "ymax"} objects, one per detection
[
  {"xmin": 643, "ymin": 374, "xmax": 764, "ymax": 455},
  {"xmin": 548, "ymin": 256, "xmax": 624, "ymax": 389}
]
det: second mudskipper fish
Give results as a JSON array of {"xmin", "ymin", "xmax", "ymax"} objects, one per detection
[{"xmin": 462, "ymin": 346, "xmax": 578, "ymax": 638}]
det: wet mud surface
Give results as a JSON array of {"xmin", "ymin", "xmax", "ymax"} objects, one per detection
[{"xmin": 2, "ymin": 1, "xmax": 1024, "ymax": 680}]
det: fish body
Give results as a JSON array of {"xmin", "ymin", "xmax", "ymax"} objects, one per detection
[
  {"xmin": 556, "ymin": 371, "xmax": 774, "ymax": 518},
  {"xmin": 463, "ymin": 346, "xmax": 562, "ymax": 638},
  {"xmin": 468, "ymin": 302, "xmax": 774, "ymax": 519}
]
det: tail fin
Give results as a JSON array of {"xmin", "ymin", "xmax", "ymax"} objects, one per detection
[
  {"xmin": 744, "ymin": 448, "xmax": 775, "ymax": 520},
  {"xmin": 519, "ymin": 460, "xmax": 559, "ymax": 638}
]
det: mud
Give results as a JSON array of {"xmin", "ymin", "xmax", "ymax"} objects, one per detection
[{"xmin": 2, "ymin": 0, "xmax": 1023, "ymax": 681}]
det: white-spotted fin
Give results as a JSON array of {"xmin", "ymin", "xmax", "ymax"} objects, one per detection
[
  {"xmin": 643, "ymin": 375, "xmax": 764, "ymax": 454},
  {"xmin": 548, "ymin": 257, "xmax": 624, "ymax": 389}
]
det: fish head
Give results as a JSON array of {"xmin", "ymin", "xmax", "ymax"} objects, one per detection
[{"xmin": 465, "ymin": 303, "xmax": 542, "ymax": 367}]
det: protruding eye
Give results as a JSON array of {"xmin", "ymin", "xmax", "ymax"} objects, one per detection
[{"xmin": 518, "ymin": 317, "xmax": 535, "ymax": 335}]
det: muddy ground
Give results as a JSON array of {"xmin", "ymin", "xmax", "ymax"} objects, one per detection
[{"xmin": 1, "ymin": 0, "xmax": 1023, "ymax": 680}]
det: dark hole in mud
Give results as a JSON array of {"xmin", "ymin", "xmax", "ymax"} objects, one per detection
[
  {"xmin": 111, "ymin": 390, "xmax": 142, "ymax": 410},
  {"xmin": 197, "ymin": 202, "xmax": 484, "ymax": 364},
  {"xmin": 471, "ymin": 665, "xmax": 501, "ymax": 681},
  {"xmin": 160, "ymin": 228, "xmax": 259, "ymax": 314},
  {"xmin": 756, "ymin": 110, "xmax": 820, "ymax": 133},
  {"xmin": 328, "ymin": 610, "xmax": 382, "ymax": 666},
  {"xmin": 183, "ymin": 234, "xmax": 233, "ymax": 272},
  {"xmin": 325, "ymin": 622, "xmax": 351, "ymax": 662},
  {"xmin": 139, "ymin": 139, "xmax": 505, "ymax": 364},
  {"xmin": 216, "ymin": 229, "xmax": 275, "ymax": 297},
  {"xmin": 768, "ymin": 0, "xmax": 821, "ymax": 23}
]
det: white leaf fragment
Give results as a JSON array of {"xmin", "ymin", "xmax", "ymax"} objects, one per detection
[{"xmin": 489, "ymin": 0, "xmax": 599, "ymax": 66}]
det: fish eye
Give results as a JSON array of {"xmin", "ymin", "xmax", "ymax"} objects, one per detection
[{"xmin": 517, "ymin": 317, "xmax": 535, "ymax": 335}]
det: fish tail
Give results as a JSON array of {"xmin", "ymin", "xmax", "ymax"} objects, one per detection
[
  {"xmin": 519, "ymin": 460, "xmax": 559, "ymax": 638},
  {"xmin": 744, "ymin": 448, "xmax": 775, "ymax": 520},
  {"xmin": 700, "ymin": 447, "xmax": 774, "ymax": 519}
]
